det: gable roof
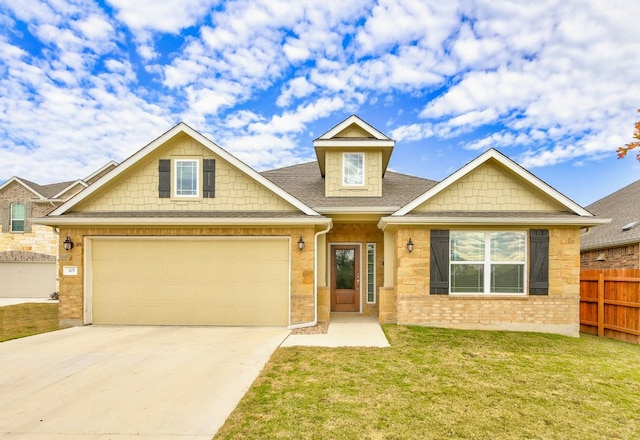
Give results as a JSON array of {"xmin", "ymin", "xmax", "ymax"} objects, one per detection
[
  {"xmin": 313, "ymin": 115, "xmax": 395, "ymax": 177},
  {"xmin": 261, "ymin": 161, "xmax": 438, "ymax": 214},
  {"xmin": 47, "ymin": 122, "xmax": 321, "ymax": 218},
  {"xmin": 0, "ymin": 176, "xmax": 77, "ymax": 200},
  {"xmin": 581, "ymin": 178, "xmax": 640, "ymax": 251},
  {"xmin": 394, "ymin": 149, "xmax": 593, "ymax": 217}
]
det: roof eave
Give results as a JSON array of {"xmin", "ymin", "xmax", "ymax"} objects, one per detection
[
  {"xmin": 32, "ymin": 216, "xmax": 332, "ymax": 227},
  {"xmin": 378, "ymin": 216, "xmax": 611, "ymax": 230}
]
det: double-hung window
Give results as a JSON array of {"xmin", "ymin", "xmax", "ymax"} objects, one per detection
[
  {"xmin": 343, "ymin": 153, "xmax": 364, "ymax": 186},
  {"xmin": 174, "ymin": 159, "xmax": 199, "ymax": 197},
  {"xmin": 11, "ymin": 203, "xmax": 25, "ymax": 232},
  {"xmin": 450, "ymin": 231, "xmax": 526, "ymax": 294}
]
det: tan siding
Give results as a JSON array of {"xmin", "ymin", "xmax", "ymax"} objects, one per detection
[
  {"xmin": 324, "ymin": 150, "xmax": 382, "ymax": 197},
  {"xmin": 414, "ymin": 162, "xmax": 565, "ymax": 212},
  {"xmin": 76, "ymin": 134, "xmax": 297, "ymax": 212}
]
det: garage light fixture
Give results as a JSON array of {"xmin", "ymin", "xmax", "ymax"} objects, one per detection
[
  {"xmin": 406, "ymin": 238, "xmax": 414, "ymax": 253},
  {"xmin": 297, "ymin": 236, "xmax": 305, "ymax": 251},
  {"xmin": 63, "ymin": 235, "xmax": 74, "ymax": 251}
]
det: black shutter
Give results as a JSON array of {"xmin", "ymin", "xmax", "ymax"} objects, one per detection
[
  {"xmin": 1, "ymin": 200, "xmax": 9, "ymax": 233},
  {"xmin": 529, "ymin": 229, "xmax": 549, "ymax": 295},
  {"xmin": 158, "ymin": 159, "xmax": 171, "ymax": 198},
  {"xmin": 203, "ymin": 159, "xmax": 215, "ymax": 198},
  {"xmin": 430, "ymin": 229, "xmax": 449, "ymax": 294}
]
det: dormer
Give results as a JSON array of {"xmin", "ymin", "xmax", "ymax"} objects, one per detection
[{"xmin": 313, "ymin": 115, "xmax": 395, "ymax": 198}]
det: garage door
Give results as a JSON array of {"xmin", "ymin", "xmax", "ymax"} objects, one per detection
[
  {"xmin": 0, "ymin": 262, "xmax": 56, "ymax": 298},
  {"xmin": 90, "ymin": 237, "xmax": 290, "ymax": 326}
]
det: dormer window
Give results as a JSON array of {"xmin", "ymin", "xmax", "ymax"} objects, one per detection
[{"xmin": 343, "ymin": 153, "xmax": 364, "ymax": 186}]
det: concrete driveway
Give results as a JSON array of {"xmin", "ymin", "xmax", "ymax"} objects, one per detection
[{"xmin": 0, "ymin": 325, "xmax": 290, "ymax": 439}]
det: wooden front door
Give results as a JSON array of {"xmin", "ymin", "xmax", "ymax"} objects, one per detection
[{"xmin": 331, "ymin": 245, "xmax": 360, "ymax": 312}]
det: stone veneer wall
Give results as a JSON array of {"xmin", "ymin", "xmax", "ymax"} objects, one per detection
[
  {"xmin": 389, "ymin": 227, "xmax": 581, "ymax": 337},
  {"xmin": 57, "ymin": 226, "xmax": 315, "ymax": 327},
  {"xmin": 1, "ymin": 181, "xmax": 60, "ymax": 255},
  {"xmin": 580, "ymin": 244, "xmax": 639, "ymax": 270}
]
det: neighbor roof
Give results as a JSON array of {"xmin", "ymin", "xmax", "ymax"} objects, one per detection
[
  {"xmin": 0, "ymin": 176, "xmax": 76, "ymax": 200},
  {"xmin": 581, "ymin": 179, "xmax": 640, "ymax": 251}
]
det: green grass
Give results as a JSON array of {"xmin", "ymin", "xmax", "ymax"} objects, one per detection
[
  {"xmin": 215, "ymin": 326, "xmax": 640, "ymax": 439},
  {"xmin": 0, "ymin": 303, "xmax": 59, "ymax": 342}
]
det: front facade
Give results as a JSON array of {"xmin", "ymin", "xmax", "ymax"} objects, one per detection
[{"xmin": 38, "ymin": 116, "xmax": 607, "ymax": 336}]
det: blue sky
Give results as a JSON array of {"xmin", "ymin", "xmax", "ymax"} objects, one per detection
[{"xmin": 1, "ymin": 0, "xmax": 639, "ymax": 206}]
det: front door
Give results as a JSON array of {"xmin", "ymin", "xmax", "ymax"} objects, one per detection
[{"xmin": 331, "ymin": 245, "xmax": 360, "ymax": 312}]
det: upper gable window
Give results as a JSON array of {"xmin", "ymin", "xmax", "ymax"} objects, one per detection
[
  {"xmin": 175, "ymin": 159, "xmax": 199, "ymax": 197},
  {"xmin": 11, "ymin": 203, "xmax": 25, "ymax": 232},
  {"xmin": 343, "ymin": 153, "xmax": 364, "ymax": 186}
]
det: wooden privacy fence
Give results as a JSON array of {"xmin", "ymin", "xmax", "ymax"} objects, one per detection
[{"xmin": 580, "ymin": 269, "xmax": 640, "ymax": 344}]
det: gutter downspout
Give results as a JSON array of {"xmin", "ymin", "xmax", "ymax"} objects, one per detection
[{"xmin": 288, "ymin": 221, "xmax": 332, "ymax": 329}]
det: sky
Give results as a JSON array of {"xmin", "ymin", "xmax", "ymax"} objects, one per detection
[{"xmin": 1, "ymin": 0, "xmax": 639, "ymax": 207}]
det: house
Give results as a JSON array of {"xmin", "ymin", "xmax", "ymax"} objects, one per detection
[
  {"xmin": 0, "ymin": 162, "xmax": 117, "ymax": 297},
  {"xmin": 35, "ymin": 116, "xmax": 608, "ymax": 336},
  {"xmin": 580, "ymin": 179, "xmax": 640, "ymax": 269}
]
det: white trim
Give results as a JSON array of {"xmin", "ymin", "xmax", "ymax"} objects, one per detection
[
  {"xmin": 342, "ymin": 152, "xmax": 365, "ymax": 186},
  {"xmin": 316, "ymin": 115, "xmax": 391, "ymax": 141},
  {"xmin": 313, "ymin": 139, "xmax": 395, "ymax": 147},
  {"xmin": 51, "ymin": 180, "xmax": 88, "ymax": 199},
  {"xmin": 377, "ymin": 215, "xmax": 610, "ymax": 230},
  {"xmin": 393, "ymin": 149, "xmax": 594, "ymax": 217},
  {"xmin": 316, "ymin": 206, "xmax": 400, "ymax": 214},
  {"xmin": 449, "ymin": 230, "xmax": 527, "ymax": 296},
  {"xmin": 84, "ymin": 160, "xmax": 118, "ymax": 182},
  {"xmin": 33, "ymin": 216, "xmax": 331, "ymax": 227},
  {"xmin": 366, "ymin": 243, "xmax": 376, "ymax": 304},
  {"xmin": 48, "ymin": 123, "xmax": 320, "ymax": 217},
  {"xmin": 173, "ymin": 158, "xmax": 200, "ymax": 198}
]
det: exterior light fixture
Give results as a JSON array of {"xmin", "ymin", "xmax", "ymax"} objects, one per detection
[
  {"xmin": 406, "ymin": 238, "xmax": 414, "ymax": 253},
  {"xmin": 63, "ymin": 236, "xmax": 74, "ymax": 251},
  {"xmin": 297, "ymin": 236, "xmax": 305, "ymax": 251}
]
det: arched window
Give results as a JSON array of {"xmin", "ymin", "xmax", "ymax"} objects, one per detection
[{"xmin": 11, "ymin": 203, "xmax": 25, "ymax": 232}]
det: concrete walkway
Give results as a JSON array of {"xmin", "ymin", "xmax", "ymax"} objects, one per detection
[{"xmin": 281, "ymin": 314, "xmax": 390, "ymax": 348}]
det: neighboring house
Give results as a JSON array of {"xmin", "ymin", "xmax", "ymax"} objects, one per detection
[
  {"xmin": 580, "ymin": 179, "xmax": 640, "ymax": 269},
  {"xmin": 36, "ymin": 116, "xmax": 607, "ymax": 336},
  {"xmin": 0, "ymin": 161, "xmax": 117, "ymax": 297}
]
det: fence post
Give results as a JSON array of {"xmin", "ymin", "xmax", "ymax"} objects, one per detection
[{"xmin": 597, "ymin": 272, "xmax": 605, "ymax": 337}]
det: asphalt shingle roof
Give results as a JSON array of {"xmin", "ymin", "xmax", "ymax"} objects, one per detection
[
  {"xmin": 261, "ymin": 161, "xmax": 438, "ymax": 210},
  {"xmin": 580, "ymin": 179, "xmax": 640, "ymax": 250}
]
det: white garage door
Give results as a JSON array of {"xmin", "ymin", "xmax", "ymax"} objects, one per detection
[
  {"xmin": 0, "ymin": 262, "xmax": 56, "ymax": 298},
  {"xmin": 90, "ymin": 237, "xmax": 290, "ymax": 326}
]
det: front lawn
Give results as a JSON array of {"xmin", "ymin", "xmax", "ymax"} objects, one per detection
[
  {"xmin": 0, "ymin": 303, "xmax": 59, "ymax": 342},
  {"xmin": 215, "ymin": 326, "xmax": 640, "ymax": 439}
]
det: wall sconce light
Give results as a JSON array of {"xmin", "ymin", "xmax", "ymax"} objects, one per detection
[
  {"xmin": 63, "ymin": 236, "xmax": 74, "ymax": 251},
  {"xmin": 406, "ymin": 238, "xmax": 414, "ymax": 253},
  {"xmin": 595, "ymin": 252, "xmax": 605, "ymax": 262},
  {"xmin": 297, "ymin": 236, "xmax": 305, "ymax": 251}
]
